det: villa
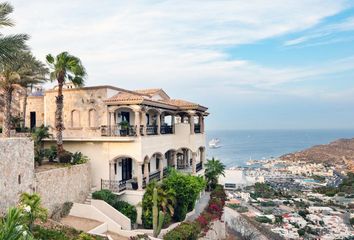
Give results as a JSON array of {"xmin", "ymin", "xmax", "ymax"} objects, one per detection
[{"xmin": 24, "ymin": 84, "xmax": 208, "ymax": 200}]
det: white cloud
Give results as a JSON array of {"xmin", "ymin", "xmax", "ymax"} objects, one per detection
[
  {"xmin": 284, "ymin": 16, "xmax": 354, "ymax": 47},
  {"xmin": 2, "ymin": 0, "xmax": 352, "ymax": 101}
]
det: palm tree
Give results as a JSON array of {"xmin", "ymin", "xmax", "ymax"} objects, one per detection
[
  {"xmin": 0, "ymin": 52, "xmax": 47, "ymax": 137},
  {"xmin": 32, "ymin": 125, "xmax": 52, "ymax": 165},
  {"xmin": 17, "ymin": 53, "xmax": 48, "ymax": 128},
  {"xmin": 19, "ymin": 193, "xmax": 47, "ymax": 232},
  {"xmin": 205, "ymin": 157, "xmax": 225, "ymax": 190},
  {"xmin": 0, "ymin": 2, "xmax": 29, "ymax": 62},
  {"xmin": 0, "ymin": 69, "xmax": 21, "ymax": 137},
  {"xmin": 46, "ymin": 52, "xmax": 86, "ymax": 156},
  {"xmin": 145, "ymin": 181, "xmax": 176, "ymax": 217}
]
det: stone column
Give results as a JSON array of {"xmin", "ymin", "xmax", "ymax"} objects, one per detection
[
  {"xmin": 157, "ymin": 113, "xmax": 161, "ymax": 135},
  {"xmin": 201, "ymin": 116, "xmax": 205, "ymax": 133},
  {"xmin": 192, "ymin": 152, "xmax": 197, "ymax": 174},
  {"xmin": 141, "ymin": 111, "xmax": 147, "ymax": 136},
  {"xmin": 171, "ymin": 114, "xmax": 175, "ymax": 134},
  {"xmin": 134, "ymin": 111, "xmax": 140, "ymax": 136},
  {"xmin": 137, "ymin": 162, "xmax": 143, "ymax": 190},
  {"xmin": 200, "ymin": 148, "xmax": 206, "ymax": 168},
  {"xmin": 172, "ymin": 152, "xmax": 177, "ymax": 169},
  {"xmin": 144, "ymin": 161, "xmax": 150, "ymax": 183},
  {"xmin": 189, "ymin": 115, "xmax": 194, "ymax": 134},
  {"xmin": 159, "ymin": 158, "xmax": 164, "ymax": 180},
  {"xmin": 109, "ymin": 161, "xmax": 115, "ymax": 181}
]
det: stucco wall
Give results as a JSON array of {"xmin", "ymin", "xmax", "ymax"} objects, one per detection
[
  {"xmin": 44, "ymin": 87, "xmax": 114, "ymax": 137},
  {"xmin": 0, "ymin": 138, "xmax": 35, "ymax": 215},
  {"xmin": 35, "ymin": 163, "xmax": 91, "ymax": 213},
  {"xmin": 24, "ymin": 96, "xmax": 44, "ymax": 128}
]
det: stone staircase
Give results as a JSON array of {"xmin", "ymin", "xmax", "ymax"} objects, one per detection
[{"xmin": 84, "ymin": 186, "xmax": 97, "ymax": 205}]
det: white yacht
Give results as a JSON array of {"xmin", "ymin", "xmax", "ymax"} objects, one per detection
[{"xmin": 209, "ymin": 138, "xmax": 221, "ymax": 148}]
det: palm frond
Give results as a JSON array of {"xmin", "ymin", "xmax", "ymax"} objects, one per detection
[
  {"xmin": 0, "ymin": 34, "xmax": 29, "ymax": 62},
  {"xmin": 0, "ymin": 2, "xmax": 14, "ymax": 27}
]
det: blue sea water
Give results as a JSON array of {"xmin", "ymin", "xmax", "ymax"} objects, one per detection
[{"xmin": 206, "ymin": 129, "xmax": 354, "ymax": 168}]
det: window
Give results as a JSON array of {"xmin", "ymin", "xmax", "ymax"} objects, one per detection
[
  {"xmin": 156, "ymin": 158, "xmax": 160, "ymax": 170},
  {"xmin": 71, "ymin": 110, "xmax": 80, "ymax": 128},
  {"xmin": 89, "ymin": 109, "xmax": 97, "ymax": 128}
]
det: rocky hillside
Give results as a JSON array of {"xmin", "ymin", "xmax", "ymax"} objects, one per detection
[{"xmin": 280, "ymin": 138, "xmax": 354, "ymax": 173}]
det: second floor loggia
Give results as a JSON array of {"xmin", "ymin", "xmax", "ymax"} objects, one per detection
[{"xmin": 101, "ymin": 106, "xmax": 206, "ymax": 137}]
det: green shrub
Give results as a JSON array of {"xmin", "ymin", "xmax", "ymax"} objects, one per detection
[
  {"xmin": 163, "ymin": 222, "xmax": 200, "ymax": 240},
  {"xmin": 350, "ymin": 217, "xmax": 354, "ymax": 225},
  {"xmin": 255, "ymin": 216, "xmax": 272, "ymax": 224},
  {"xmin": 298, "ymin": 228, "xmax": 305, "ymax": 236},
  {"xmin": 92, "ymin": 190, "xmax": 116, "ymax": 205},
  {"xmin": 45, "ymin": 145, "xmax": 57, "ymax": 162},
  {"xmin": 260, "ymin": 201, "xmax": 276, "ymax": 207},
  {"xmin": 92, "ymin": 190, "xmax": 137, "ymax": 223},
  {"xmin": 163, "ymin": 213, "xmax": 172, "ymax": 228},
  {"xmin": 112, "ymin": 200, "xmax": 137, "ymax": 223},
  {"xmin": 58, "ymin": 151, "xmax": 72, "ymax": 163},
  {"xmin": 33, "ymin": 225, "xmax": 68, "ymax": 240},
  {"xmin": 72, "ymin": 152, "xmax": 89, "ymax": 165},
  {"xmin": 61, "ymin": 202, "xmax": 73, "ymax": 218}
]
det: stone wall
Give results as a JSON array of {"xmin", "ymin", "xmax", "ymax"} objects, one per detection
[
  {"xmin": 224, "ymin": 207, "xmax": 269, "ymax": 240},
  {"xmin": 0, "ymin": 138, "xmax": 34, "ymax": 215},
  {"xmin": 35, "ymin": 163, "xmax": 91, "ymax": 213},
  {"xmin": 198, "ymin": 218, "xmax": 226, "ymax": 240}
]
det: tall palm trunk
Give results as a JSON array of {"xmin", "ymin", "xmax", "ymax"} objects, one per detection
[
  {"xmin": 21, "ymin": 88, "xmax": 28, "ymax": 129},
  {"xmin": 3, "ymin": 88, "xmax": 12, "ymax": 137},
  {"xmin": 55, "ymin": 73, "xmax": 65, "ymax": 155}
]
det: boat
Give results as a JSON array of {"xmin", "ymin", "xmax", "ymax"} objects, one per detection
[{"xmin": 209, "ymin": 138, "xmax": 221, "ymax": 148}]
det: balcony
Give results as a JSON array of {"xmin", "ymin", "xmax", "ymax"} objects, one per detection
[
  {"xmin": 149, "ymin": 170, "xmax": 161, "ymax": 182},
  {"xmin": 146, "ymin": 125, "xmax": 158, "ymax": 135},
  {"xmin": 101, "ymin": 125, "xmax": 136, "ymax": 137},
  {"xmin": 160, "ymin": 125, "xmax": 173, "ymax": 134},
  {"xmin": 101, "ymin": 179, "xmax": 127, "ymax": 192}
]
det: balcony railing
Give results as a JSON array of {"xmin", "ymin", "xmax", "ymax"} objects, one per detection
[
  {"xmin": 160, "ymin": 125, "xmax": 173, "ymax": 134},
  {"xmin": 149, "ymin": 171, "xmax": 161, "ymax": 182},
  {"xmin": 101, "ymin": 179, "xmax": 127, "ymax": 192},
  {"xmin": 146, "ymin": 125, "xmax": 158, "ymax": 135},
  {"xmin": 163, "ymin": 167, "xmax": 169, "ymax": 177},
  {"xmin": 194, "ymin": 124, "xmax": 201, "ymax": 133},
  {"xmin": 196, "ymin": 162, "xmax": 203, "ymax": 172},
  {"xmin": 101, "ymin": 125, "xmax": 136, "ymax": 137}
]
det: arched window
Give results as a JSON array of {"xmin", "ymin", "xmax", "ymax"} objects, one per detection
[
  {"xmin": 71, "ymin": 110, "xmax": 80, "ymax": 128},
  {"xmin": 89, "ymin": 109, "xmax": 97, "ymax": 128}
]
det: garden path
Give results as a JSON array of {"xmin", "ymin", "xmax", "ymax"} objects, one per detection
[{"xmin": 186, "ymin": 192, "xmax": 211, "ymax": 221}]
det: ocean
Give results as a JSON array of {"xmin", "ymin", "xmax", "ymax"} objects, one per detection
[{"xmin": 206, "ymin": 129, "xmax": 354, "ymax": 168}]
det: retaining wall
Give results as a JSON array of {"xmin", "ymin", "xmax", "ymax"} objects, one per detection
[{"xmin": 35, "ymin": 163, "xmax": 91, "ymax": 213}]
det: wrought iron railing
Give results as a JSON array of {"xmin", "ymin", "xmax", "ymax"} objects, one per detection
[
  {"xmin": 163, "ymin": 167, "xmax": 168, "ymax": 177},
  {"xmin": 101, "ymin": 179, "xmax": 127, "ymax": 192},
  {"xmin": 196, "ymin": 162, "xmax": 203, "ymax": 172},
  {"xmin": 149, "ymin": 171, "xmax": 161, "ymax": 181},
  {"xmin": 194, "ymin": 124, "xmax": 201, "ymax": 133},
  {"xmin": 100, "ymin": 125, "xmax": 137, "ymax": 137},
  {"xmin": 146, "ymin": 125, "xmax": 158, "ymax": 135},
  {"xmin": 160, "ymin": 125, "xmax": 173, "ymax": 134}
]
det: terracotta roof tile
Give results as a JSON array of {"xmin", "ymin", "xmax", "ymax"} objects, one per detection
[
  {"xmin": 104, "ymin": 92, "xmax": 144, "ymax": 103},
  {"xmin": 159, "ymin": 99, "xmax": 199, "ymax": 108},
  {"xmin": 134, "ymin": 88, "xmax": 162, "ymax": 96}
]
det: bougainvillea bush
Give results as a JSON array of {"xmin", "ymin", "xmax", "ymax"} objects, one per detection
[{"xmin": 163, "ymin": 184, "xmax": 226, "ymax": 240}]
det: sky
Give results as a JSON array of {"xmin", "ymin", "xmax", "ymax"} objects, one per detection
[{"xmin": 3, "ymin": 0, "xmax": 354, "ymax": 130}]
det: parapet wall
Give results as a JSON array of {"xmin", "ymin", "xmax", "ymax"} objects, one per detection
[
  {"xmin": 0, "ymin": 138, "xmax": 35, "ymax": 215},
  {"xmin": 35, "ymin": 163, "xmax": 91, "ymax": 213}
]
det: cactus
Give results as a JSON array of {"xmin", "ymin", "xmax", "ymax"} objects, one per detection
[{"xmin": 153, "ymin": 187, "xmax": 165, "ymax": 237}]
